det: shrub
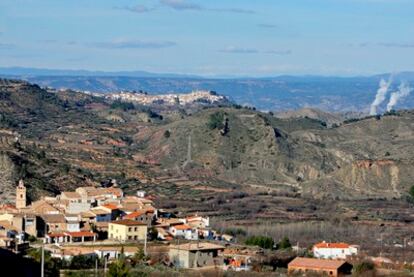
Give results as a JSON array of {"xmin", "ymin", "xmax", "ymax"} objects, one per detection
[
  {"xmin": 245, "ymin": 235, "xmax": 274, "ymax": 249},
  {"xmin": 69, "ymin": 255, "xmax": 96, "ymax": 269},
  {"xmin": 353, "ymin": 261, "xmax": 375, "ymax": 275},
  {"xmin": 28, "ymin": 235, "xmax": 37, "ymax": 243},
  {"xmin": 207, "ymin": 112, "xmax": 225, "ymax": 130},
  {"xmin": 224, "ymin": 227, "xmax": 247, "ymax": 237},
  {"xmin": 277, "ymin": 236, "xmax": 292, "ymax": 250},
  {"xmin": 111, "ymin": 100, "xmax": 135, "ymax": 111},
  {"xmin": 163, "ymin": 130, "xmax": 171, "ymax": 138}
]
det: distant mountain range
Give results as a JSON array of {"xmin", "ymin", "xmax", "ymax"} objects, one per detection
[
  {"xmin": 0, "ymin": 66, "xmax": 201, "ymax": 78},
  {"xmin": 2, "ymin": 67, "xmax": 414, "ymax": 113}
]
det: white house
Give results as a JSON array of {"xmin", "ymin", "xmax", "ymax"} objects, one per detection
[
  {"xmin": 185, "ymin": 215, "xmax": 210, "ymax": 228},
  {"xmin": 313, "ymin": 242, "xmax": 358, "ymax": 259},
  {"xmin": 169, "ymin": 224, "xmax": 198, "ymax": 240}
]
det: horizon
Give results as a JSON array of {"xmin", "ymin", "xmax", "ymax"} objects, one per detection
[
  {"xmin": 1, "ymin": 0, "xmax": 414, "ymax": 77},
  {"xmin": 0, "ymin": 65, "xmax": 403, "ymax": 79}
]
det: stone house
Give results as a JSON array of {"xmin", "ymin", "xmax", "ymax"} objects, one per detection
[{"xmin": 169, "ymin": 242, "xmax": 224, "ymax": 269}]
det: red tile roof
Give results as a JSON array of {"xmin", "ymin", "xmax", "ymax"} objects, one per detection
[
  {"xmin": 67, "ymin": 231, "xmax": 96, "ymax": 238},
  {"xmin": 314, "ymin": 242, "xmax": 350, "ymax": 249},
  {"xmin": 173, "ymin": 224, "xmax": 192, "ymax": 230},
  {"xmin": 47, "ymin": 231, "xmax": 96, "ymax": 238},
  {"xmin": 289, "ymin": 257, "xmax": 347, "ymax": 270},
  {"xmin": 47, "ymin": 233, "xmax": 66, "ymax": 238},
  {"xmin": 123, "ymin": 209, "xmax": 154, "ymax": 219},
  {"xmin": 102, "ymin": 204, "xmax": 119, "ymax": 210},
  {"xmin": 111, "ymin": 219, "xmax": 147, "ymax": 226}
]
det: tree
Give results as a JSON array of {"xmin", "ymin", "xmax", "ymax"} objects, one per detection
[
  {"xmin": 207, "ymin": 112, "xmax": 225, "ymax": 130},
  {"xmin": 353, "ymin": 261, "xmax": 375, "ymax": 275},
  {"xmin": 277, "ymin": 236, "xmax": 292, "ymax": 250},
  {"xmin": 409, "ymin": 186, "xmax": 414, "ymax": 199},
  {"xmin": 131, "ymin": 247, "xmax": 147, "ymax": 266},
  {"xmin": 69, "ymin": 255, "xmax": 95, "ymax": 269},
  {"xmin": 28, "ymin": 235, "xmax": 37, "ymax": 243},
  {"xmin": 245, "ymin": 236, "xmax": 274, "ymax": 249},
  {"xmin": 148, "ymin": 227, "xmax": 158, "ymax": 241},
  {"xmin": 107, "ymin": 259, "xmax": 131, "ymax": 277},
  {"xmin": 27, "ymin": 248, "xmax": 62, "ymax": 276}
]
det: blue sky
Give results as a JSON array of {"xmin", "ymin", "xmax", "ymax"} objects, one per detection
[{"xmin": 0, "ymin": 0, "xmax": 413, "ymax": 77}]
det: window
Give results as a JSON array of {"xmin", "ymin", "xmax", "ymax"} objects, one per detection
[
  {"xmin": 134, "ymin": 227, "xmax": 137, "ymax": 231},
  {"xmin": 128, "ymin": 227, "xmax": 132, "ymax": 232},
  {"xmin": 128, "ymin": 236, "xmax": 132, "ymax": 240}
]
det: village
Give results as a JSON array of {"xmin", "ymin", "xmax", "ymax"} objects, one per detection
[{"xmin": 0, "ymin": 180, "xmax": 409, "ymax": 276}]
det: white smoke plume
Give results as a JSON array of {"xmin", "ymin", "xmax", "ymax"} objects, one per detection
[
  {"xmin": 386, "ymin": 82, "xmax": 412, "ymax": 112},
  {"xmin": 369, "ymin": 77, "xmax": 392, "ymax": 115}
]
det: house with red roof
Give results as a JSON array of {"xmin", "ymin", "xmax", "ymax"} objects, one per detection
[
  {"xmin": 313, "ymin": 241, "xmax": 359, "ymax": 259},
  {"xmin": 122, "ymin": 209, "xmax": 155, "ymax": 225},
  {"xmin": 288, "ymin": 257, "xmax": 353, "ymax": 277},
  {"xmin": 169, "ymin": 224, "xmax": 198, "ymax": 240}
]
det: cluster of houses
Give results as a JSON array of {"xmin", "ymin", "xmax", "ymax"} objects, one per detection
[
  {"xmin": 288, "ymin": 242, "xmax": 359, "ymax": 276},
  {"xmin": 0, "ymin": 180, "xmax": 364, "ymax": 273},
  {"xmin": 0, "ymin": 180, "xmax": 230, "ymax": 249}
]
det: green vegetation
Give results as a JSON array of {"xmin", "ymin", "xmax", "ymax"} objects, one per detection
[
  {"xmin": 224, "ymin": 227, "xmax": 247, "ymax": 237},
  {"xmin": 245, "ymin": 235, "xmax": 275, "ymax": 249},
  {"xmin": 108, "ymin": 259, "xmax": 131, "ymax": 277},
  {"xmin": 276, "ymin": 236, "xmax": 292, "ymax": 250},
  {"xmin": 111, "ymin": 100, "xmax": 135, "ymax": 111},
  {"xmin": 68, "ymin": 255, "xmax": 97, "ymax": 270},
  {"xmin": 353, "ymin": 260, "xmax": 375, "ymax": 276},
  {"xmin": 410, "ymin": 186, "xmax": 414, "ymax": 198},
  {"xmin": 27, "ymin": 248, "xmax": 62, "ymax": 277},
  {"xmin": 207, "ymin": 111, "xmax": 225, "ymax": 130},
  {"xmin": 163, "ymin": 130, "xmax": 171, "ymax": 138},
  {"xmin": 131, "ymin": 247, "xmax": 147, "ymax": 266}
]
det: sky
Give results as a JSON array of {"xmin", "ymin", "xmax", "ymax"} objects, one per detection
[{"xmin": 0, "ymin": 0, "xmax": 413, "ymax": 77}]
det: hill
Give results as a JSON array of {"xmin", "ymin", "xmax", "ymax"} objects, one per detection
[{"xmin": 1, "ymin": 79, "xmax": 414, "ymax": 205}]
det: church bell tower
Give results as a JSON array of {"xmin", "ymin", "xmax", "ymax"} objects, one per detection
[{"xmin": 16, "ymin": 179, "xmax": 26, "ymax": 209}]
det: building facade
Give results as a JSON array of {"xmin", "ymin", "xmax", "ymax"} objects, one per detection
[
  {"xmin": 313, "ymin": 242, "xmax": 358, "ymax": 259},
  {"xmin": 169, "ymin": 243, "xmax": 224, "ymax": 269},
  {"xmin": 108, "ymin": 220, "xmax": 147, "ymax": 242}
]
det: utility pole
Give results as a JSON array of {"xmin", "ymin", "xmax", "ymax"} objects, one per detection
[
  {"xmin": 41, "ymin": 245, "xmax": 44, "ymax": 277},
  {"xmin": 144, "ymin": 227, "xmax": 148, "ymax": 256},
  {"xmin": 41, "ymin": 223, "xmax": 47, "ymax": 277}
]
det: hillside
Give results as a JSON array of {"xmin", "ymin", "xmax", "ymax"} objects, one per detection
[
  {"xmin": 1, "ymin": 79, "xmax": 414, "ymax": 204},
  {"xmin": 275, "ymin": 108, "xmax": 344, "ymax": 127}
]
